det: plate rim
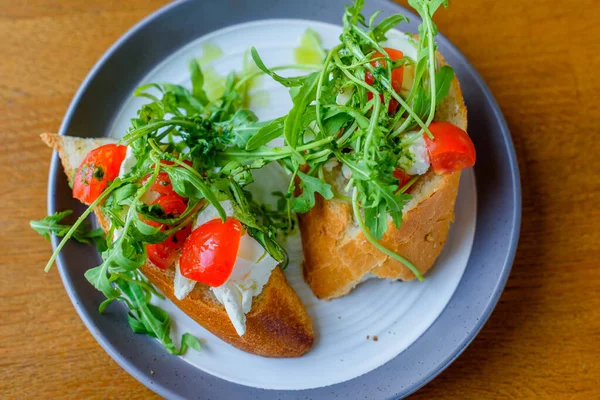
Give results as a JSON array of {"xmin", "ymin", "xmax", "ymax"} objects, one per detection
[{"xmin": 48, "ymin": 0, "xmax": 521, "ymax": 398}]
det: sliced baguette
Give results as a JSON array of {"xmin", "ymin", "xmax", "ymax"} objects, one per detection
[
  {"xmin": 41, "ymin": 133, "xmax": 314, "ymax": 357},
  {"xmin": 298, "ymin": 49, "xmax": 468, "ymax": 300}
]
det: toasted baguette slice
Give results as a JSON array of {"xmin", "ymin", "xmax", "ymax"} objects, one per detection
[
  {"xmin": 298, "ymin": 49, "xmax": 468, "ymax": 300},
  {"xmin": 41, "ymin": 133, "xmax": 314, "ymax": 357}
]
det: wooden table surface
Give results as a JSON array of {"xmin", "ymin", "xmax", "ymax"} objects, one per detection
[{"xmin": 2, "ymin": 0, "xmax": 599, "ymax": 398}]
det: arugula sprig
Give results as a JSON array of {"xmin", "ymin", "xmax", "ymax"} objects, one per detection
[
  {"xmin": 228, "ymin": 0, "xmax": 453, "ymax": 280},
  {"xmin": 30, "ymin": 210, "xmax": 107, "ymax": 251}
]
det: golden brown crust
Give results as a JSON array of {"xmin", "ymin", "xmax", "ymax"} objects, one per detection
[
  {"xmin": 42, "ymin": 133, "xmax": 314, "ymax": 357},
  {"xmin": 298, "ymin": 47, "xmax": 469, "ymax": 300},
  {"xmin": 142, "ymin": 265, "xmax": 314, "ymax": 357}
]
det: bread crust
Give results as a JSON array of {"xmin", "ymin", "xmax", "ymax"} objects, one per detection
[
  {"xmin": 41, "ymin": 133, "xmax": 314, "ymax": 357},
  {"xmin": 298, "ymin": 48, "xmax": 469, "ymax": 300}
]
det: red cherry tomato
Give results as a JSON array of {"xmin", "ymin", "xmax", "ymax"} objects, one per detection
[
  {"xmin": 142, "ymin": 160, "xmax": 194, "ymax": 197},
  {"xmin": 144, "ymin": 194, "xmax": 190, "ymax": 270},
  {"xmin": 364, "ymin": 48, "xmax": 404, "ymax": 92},
  {"xmin": 141, "ymin": 194, "xmax": 188, "ymax": 228},
  {"xmin": 424, "ymin": 122, "xmax": 476, "ymax": 174},
  {"xmin": 179, "ymin": 217, "xmax": 242, "ymax": 286},
  {"xmin": 393, "ymin": 168, "xmax": 412, "ymax": 188},
  {"xmin": 141, "ymin": 172, "xmax": 175, "ymax": 197},
  {"xmin": 364, "ymin": 48, "xmax": 404, "ymax": 113},
  {"xmin": 72, "ymin": 144, "xmax": 127, "ymax": 204},
  {"xmin": 147, "ymin": 239, "xmax": 179, "ymax": 270},
  {"xmin": 155, "ymin": 195, "xmax": 187, "ymax": 218},
  {"xmin": 173, "ymin": 224, "xmax": 192, "ymax": 246},
  {"xmin": 150, "ymin": 172, "xmax": 175, "ymax": 195}
]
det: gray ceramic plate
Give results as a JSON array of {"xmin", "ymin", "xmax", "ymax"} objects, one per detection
[{"xmin": 48, "ymin": 0, "xmax": 521, "ymax": 398}]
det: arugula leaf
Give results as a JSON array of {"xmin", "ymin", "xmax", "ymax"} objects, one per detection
[
  {"xmin": 189, "ymin": 59, "xmax": 210, "ymax": 106},
  {"xmin": 30, "ymin": 210, "xmax": 107, "ymax": 251},
  {"xmin": 364, "ymin": 201, "xmax": 388, "ymax": 240},
  {"xmin": 85, "ymin": 265, "xmax": 119, "ymax": 299},
  {"xmin": 345, "ymin": 0, "xmax": 366, "ymax": 26},
  {"xmin": 322, "ymin": 112, "xmax": 351, "ymax": 138},
  {"xmin": 115, "ymin": 276, "xmax": 201, "ymax": 355},
  {"xmin": 245, "ymin": 117, "xmax": 284, "ymax": 150},
  {"xmin": 250, "ymin": 47, "xmax": 307, "ymax": 87},
  {"xmin": 434, "ymin": 65, "xmax": 454, "ymax": 105},
  {"xmin": 292, "ymin": 171, "xmax": 334, "ymax": 213},
  {"xmin": 370, "ymin": 14, "xmax": 409, "ymax": 42},
  {"xmin": 412, "ymin": 86, "xmax": 429, "ymax": 122},
  {"xmin": 164, "ymin": 166, "xmax": 224, "ymax": 220},
  {"xmin": 283, "ymin": 72, "xmax": 320, "ymax": 151},
  {"xmin": 410, "ymin": 66, "xmax": 455, "ymax": 127}
]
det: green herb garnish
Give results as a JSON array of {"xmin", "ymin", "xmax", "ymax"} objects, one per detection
[
  {"xmin": 221, "ymin": 0, "xmax": 453, "ymax": 280},
  {"xmin": 30, "ymin": 210, "xmax": 107, "ymax": 252}
]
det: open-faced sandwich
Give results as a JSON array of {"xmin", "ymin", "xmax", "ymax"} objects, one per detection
[
  {"xmin": 32, "ymin": 0, "xmax": 475, "ymax": 358},
  {"xmin": 238, "ymin": 0, "xmax": 476, "ymax": 299},
  {"xmin": 35, "ymin": 61, "xmax": 314, "ymax": 357}
]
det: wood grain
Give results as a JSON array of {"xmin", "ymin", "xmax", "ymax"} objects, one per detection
[{"xmin": 1, "ymin": 0, "xmax": 599, "ymax": 398}]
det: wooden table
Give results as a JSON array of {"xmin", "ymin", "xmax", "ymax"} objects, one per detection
[{"xmin": 2, "ymin": 0, "xmax": 599, "ymax": 398}]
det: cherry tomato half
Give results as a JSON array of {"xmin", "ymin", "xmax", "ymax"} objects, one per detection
[
  {"xmin": 144, "ymin": 194, "xmax": 190, "ymax": 270},
  {"xmin": 73, "ymin": 144, "xmax": 127, "ymax": 204},
  {"xmin": 150, "ymin": 172, "xmax": 175, "ymax": 195},
  {"xmin": 141, "ymin": 194, "xmax": 188, "ymax": 228},
  {"xmin": 141, "ymin": 160, "xmax": 193, "ymax": 271},
  {"xmin": 424, "ymin": 122, "xmax": 476, "ymax": 174},
  {"xmin": 179, "ymin": 217, "xmax": 242, "ymax": 287},
  {"xmin": 147, "ymin": 238, "xmax": 179, "ymax": 270},
  {"xmin": 142, "ymin": 160, "xmax": 194, "ymax": 197},
  {"xmin": 364, "ymin": 48, "xmax": 404, "ymax": 113}
]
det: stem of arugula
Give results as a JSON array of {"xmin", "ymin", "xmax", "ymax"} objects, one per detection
[
  {"xmin": 223, "ymin": 136, "xmax": 335, "ymax": 159},
  {"xmin": 423, "ymin": 14, "xmax": 438, "ymax": 135},
  {"xmin": 234, "ymin": 63, "xmax": 323, "ymax": 91},
  {"xmin": 352, "ymin": 190, "xmax": 424, "ymax": 281},
  {"xmin": 315, "ymin": 45, "xmax": 343, "ymax": 136},
  {"xmin": 122, "ymin": 119, "xmax": 197, "ymax": 145},
  {"xmin": 363, "ymin": 90, "xmax": 381, "ymax": 161},
  {"xmin": 44, "ymin": 178, "xmax": 128, "ymax": 272}
]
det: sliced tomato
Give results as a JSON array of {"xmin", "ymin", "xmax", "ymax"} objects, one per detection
[
  {"xmin": 147, "ymin": 238, "xmax": 179, "ymax": 270},
  {"xmin": 143, "ymin": 194, "xmax": 191, "ymax": 270},
  {"xmin": 364, "ymin": 48, "xmax": 404, "ymax": 113},
  {"xmin": 393, "ymin": 168, "xmax": 412, "ymax": 188},
  {"xmin": 151, "ymin": 172, "xmax": 175, "ymax": 195},
  {"xmin": 173, "ymin": 224, "xmax": 192, "ymax": 246},
  {"xmin": 179, "ymin": 217, "xmax": 242, "ymax": 286},
  {"xmin": 73, "ymin": 144, "xmax": 127, "ymax": 204},
  {"xmin": 424, "ymin": 122, "xmax": 476, "ymax": 174},
  {"xmin": 140, "ymin": 194, "xmax": 187, "ymax": 228},
  {"xmin": 141, "ymin": 172, "xmax": 176, "ymax": 197},
  {"xmin": 154, "ymin": 195, "xmax": 187, "ymax": 218},
  {"xmin": 142, "ymin": 160, "xmax": 193, "ymax": 197}
]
